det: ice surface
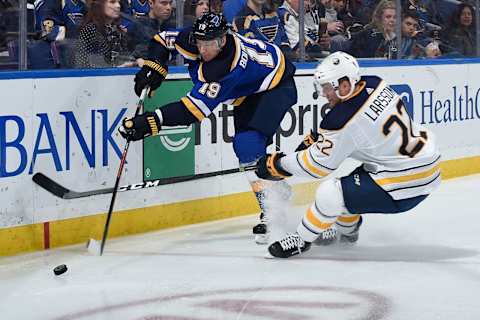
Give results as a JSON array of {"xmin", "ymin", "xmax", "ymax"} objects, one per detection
[{"xmin": 0, "ymin": 175, "xmax": 479, "ymax": 320}]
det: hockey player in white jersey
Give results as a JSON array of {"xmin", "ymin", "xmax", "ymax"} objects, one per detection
[{"xmin": 255, "ymin": 51, "xmax": 441, "ymax": 258}]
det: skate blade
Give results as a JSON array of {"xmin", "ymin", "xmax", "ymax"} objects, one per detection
[
  {"xmin": 86, "ymin": 239, "xmax": 101, "ymax": 256},
  {"xmin": 264, "ymin": 251, "xmax": 276, "ymax": 259}
]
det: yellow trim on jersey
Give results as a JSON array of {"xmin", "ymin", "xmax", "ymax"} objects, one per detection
[
  {"xmin": 243, "ymin": 15, "xmax": 259, "ymax": 30},
  {"xmin": 198, "ymin": 62, "xmax": 206, "ymax": 82},
  {"xmin": 301, "ymin": 151, "xmax": 329, "ymax": 177},
  {"xmin": 329, "ymin": 80, "xmax": 388, "ymax": 131},
  {"xmin": 230, "ymin": 35, "xmax": 242, "ymax": 71},
  {"xmin": 181, "ymin": 96, "xmax": 205, "ymax": 121},
  {"xmin": 375, "ymin": 164, "xmax": 441, "ymax": 186},
  {"xmin": 337, "ymin": 215, "xmax": 360, "ymax": 223},
  {"xmin": 342, "ymin": 81, "xmax": 366, "ymax": 102},
  {"xmin": 153, "ymin": 34, "xmax": 167, "ymax": 47},
  {"xmin": 268, "ymin": 51, "xmax": 285, "ymax": 90},
  {"xmin": 306, "ymin": 208, "xmax": 334, "ymax": 230},
  {"xmin": 175, "ymin": 43, "xmax": 198, "ymax": 60},
  {"xmin": 232, "ymin": 96, "xmax": 246, "ymax": 106}
]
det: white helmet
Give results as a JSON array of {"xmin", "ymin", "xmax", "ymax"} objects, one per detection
[{"xmin": 313, "ymin": 51, "xmax": 360, "ymax": 99}]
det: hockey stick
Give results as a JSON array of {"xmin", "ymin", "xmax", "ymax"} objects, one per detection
[
  {"xmin": 32, "ymin": 164, "xmax": 257, "ymax": 200},
  {"xmin": 90, "ymin": 87, "xmax": 149, "ymax": 256}
]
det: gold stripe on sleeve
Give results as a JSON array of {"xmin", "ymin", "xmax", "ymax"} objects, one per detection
[
  {"xmin": 301, "ymin": 151, "xmax": 328, "ymax": 177},
  {"xmin": 181, "ymin": 97, "xmax": 205, "ymax": 121},
  {"xmin": 230, "ymin": 36, "xmax": 242, "ymax": 71},
  {"xmin": 268, "ymin": 52, "xmax": 285, "ymax": 90},
  {"xmin": 232, "ymin": 96, "xmax": 246, "ymax": 106},
  {"xmin": 153, "ymin": 34, "xmax": 167, "ymax": 47},
  {"xmin": 175, "ymin": 44, "xmax": 198, "ymax": 60}
]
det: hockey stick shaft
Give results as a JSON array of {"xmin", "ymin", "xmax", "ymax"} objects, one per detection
[
  {"xmin": 99, "ymin": 87, "xmax": 148, "ymax": 255},
  {"xmin": 32, "ymin": 165, "xmax": 257, "ymax": 199}
]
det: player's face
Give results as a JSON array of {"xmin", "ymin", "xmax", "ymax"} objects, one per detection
[
  {"xmin": 338, "ymin": 79, "xmax": 352, "ymax": 97},
  {"xmin": 195, "ymin": 0, "xmax": 210, "ymax": 18},
  {"xmin": 104, "ymin": 0, "xmax": 121, "ymax": 21},
  {"xmin": 320, "ymin": 83, "xmax": 341, "ymax": 105},
  {"xmin": 197, "ymin": 37, "xmax": 224, "ymax": 62},
  {"xmin": 149, "ymin": 0, "xmax": 173, "ymax": 21}
]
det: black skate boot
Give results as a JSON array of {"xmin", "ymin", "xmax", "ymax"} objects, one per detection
[
  {"xmin": 268, "ymin": 233, "xmax": 311, "ymax": 258},
  {"xmin": 252, "ymin": 212, "xmax": 269, "ymax": 245},
  {"xmin": 313, "ymin": 226, "xmax": 338, "ymax": 246},
  {"xmin": 338, "ymin": 216, "xmax": 363, "ymax": 244}
]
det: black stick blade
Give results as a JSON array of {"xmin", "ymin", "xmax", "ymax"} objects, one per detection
[{"xmin": 32, "ymin": 173, "xmax": 70, "ymax": 199}]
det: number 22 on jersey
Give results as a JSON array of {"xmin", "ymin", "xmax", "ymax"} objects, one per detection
[{"xmin": 382, "ymin": 100, "xmax": 428, "ymax": 158}]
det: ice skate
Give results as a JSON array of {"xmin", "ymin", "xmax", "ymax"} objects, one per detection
[
  {"xmin": 268, "ymin": 233, "xmax": 311, "ymax": 258},
  {"xmin": 312, "ymin": 226, "xmax": 338, "ymax": 246},
  {"xmin": 338, "ymin": 216, "xmax": 363, "ymax": 245}
]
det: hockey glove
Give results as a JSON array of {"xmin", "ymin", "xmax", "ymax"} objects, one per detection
[
  {"xmin": 255, "ymin": 153, "xmax": 292, "ymax": 181},
  {"xmin": 295, "ymin": 130, "xmax": 319, "ymax": 152},
  {"xmin": 134, "ymin": 60, "xmax": 168, "ymax": 97},
  {"xmin": 119, "ymin": 111, "xmax": 162, "ymax": 141}
]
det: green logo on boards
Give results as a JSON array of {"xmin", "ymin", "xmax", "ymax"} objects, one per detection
[{"xmin": 143, "ymin": 81, "xmax": 195, "ymax": 180}]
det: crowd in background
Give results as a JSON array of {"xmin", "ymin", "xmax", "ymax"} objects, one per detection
[{"xmin": 0, "ymin": 0, "xmax": 478, "ymax": 70}]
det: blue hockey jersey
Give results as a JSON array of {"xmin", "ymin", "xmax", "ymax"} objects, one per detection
[{"xmin": 151, "ymin": 29, "xmax": 288, "ymax": 121}]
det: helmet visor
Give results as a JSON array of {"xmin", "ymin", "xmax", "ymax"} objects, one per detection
[{"xmin": 316, "ymin": 83, "xmax": 336, "ymax": 97}]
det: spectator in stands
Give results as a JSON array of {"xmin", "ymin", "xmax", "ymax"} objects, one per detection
[
  {"xmin": 223, "ymin": 0, "xmax": 247, "ymax": 23},
  {"xmin": 348, "ymin": 0, "xmax": 378, "ymax": 26},
  {"xmin": 127, "ymin": 0, "xmax": 173, "ymax": 66},
  {"xmin": 183, "ymin": 0, "xmax": 212, "ymax": 27},
  {"xmin": 121, "ymin": 0, "xmax": 150, "ymax": 19},
  {"xmin": 316, "ymin": 0, "xmax": 346, "ymax": 35},
  {"xmin": 119, "ymin": 0, "xmax": 150, "ymax": 32},
  {"xmin": 194, "ymin": 0, "xmax": 210, "ymax": 17},
  {"xmin": 424, "ymin": 40, "xmax": 442, "ymax": 58},
  {"xmin": 233, "ymin": 0, "xmax": 291, "ymax": 55},
  {"xmin": 444, "ymin": 2, "xmax": 477, "ymax": 57},
  {"xmin": 74, "ymin": 0, "xmax": 133, "ymax": 68},
  {"xmin": 332, "ymin": 0, "xmax": 362, "ymax": 30},
  {"xmin": 400, "ymin": 10, "xmax": 422, "ymax": 59},
  {"xmin": 279, "ymin": 0, "xmax": 332, "ymax": 60},
  {"xmin": 348, "ymin": 0, "xmax": 397, "ymax": 59},
  {"xmin": 37, "ymin": 0, "xmax": 86, "ymax": 39},
  {"xmin": 402, "ymin": 0, "xmax": 443, "ymax": 32},
  {"xmin": 316, "ymin": 0, "xmax": 363, "ymax": 52}
]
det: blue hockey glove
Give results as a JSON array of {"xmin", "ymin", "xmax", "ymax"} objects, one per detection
[{"xmin": 255, "ymin": 153, "xmax": 292, "ymax": 181}]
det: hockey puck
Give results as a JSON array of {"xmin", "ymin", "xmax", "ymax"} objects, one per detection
[{"xmin": 53, "ymin": 264, "xmax": 68, "ymax": 276}]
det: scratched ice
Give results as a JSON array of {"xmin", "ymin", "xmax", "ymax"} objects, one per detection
[{"xmin": 1, "ymin": 175, "xmax": 479, "ymax": 320}]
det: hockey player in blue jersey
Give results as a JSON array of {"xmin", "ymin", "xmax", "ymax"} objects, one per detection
[
  {"xmin": 119, "ymin": 12, "xmax": 298, "ymax": 245},
  {"xmin": 255, "ymin": 51, "xmax": 441, "ymax": 258}
]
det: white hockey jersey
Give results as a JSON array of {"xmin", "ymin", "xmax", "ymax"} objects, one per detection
[{"xmin": 281, "ymin": 75, "xmax": 441, "ymax": 200}]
